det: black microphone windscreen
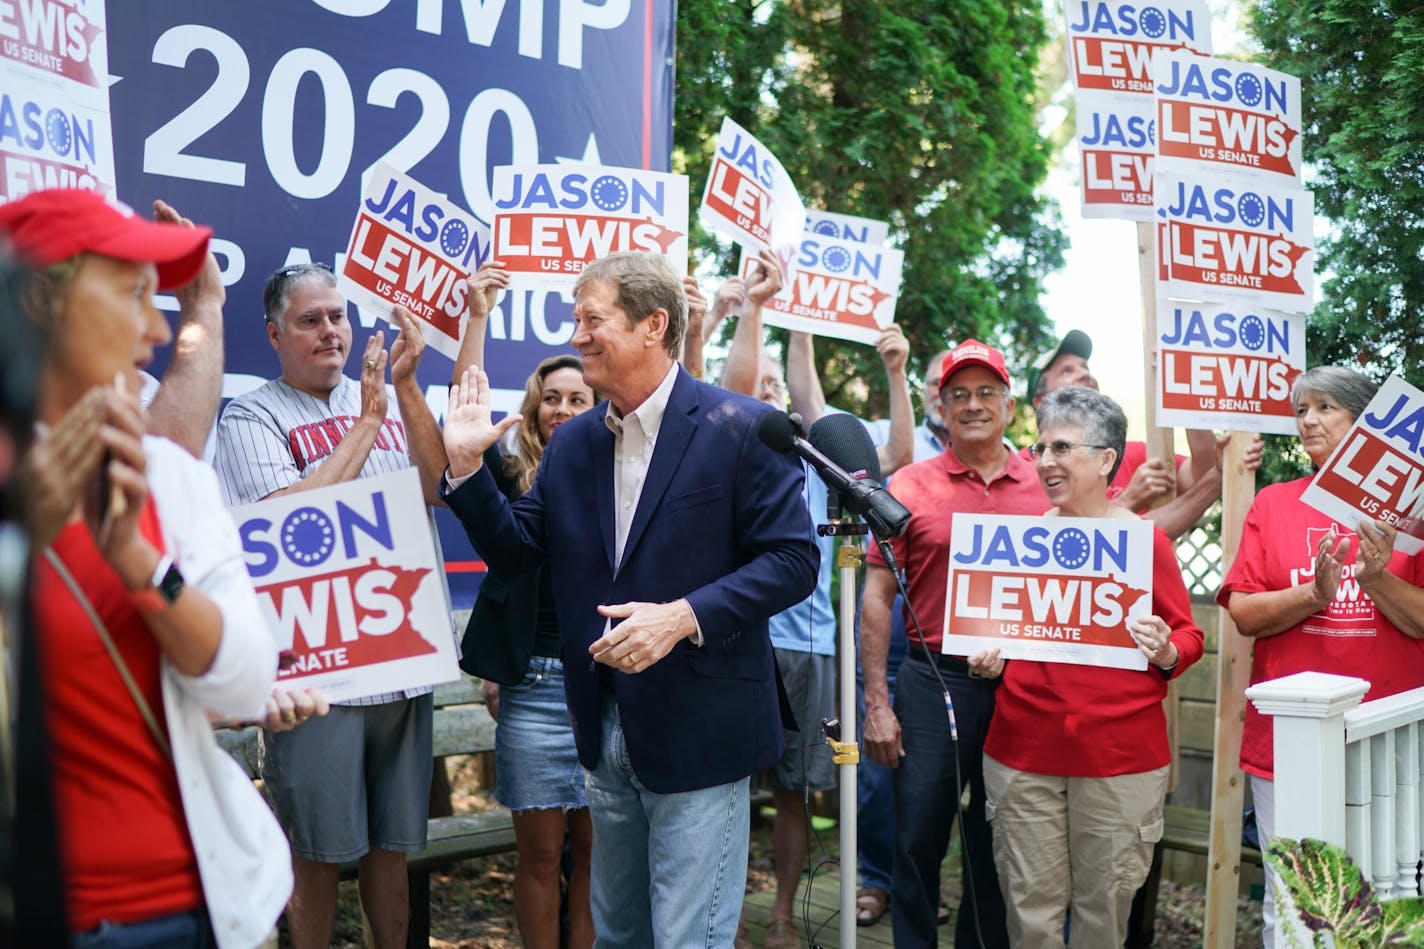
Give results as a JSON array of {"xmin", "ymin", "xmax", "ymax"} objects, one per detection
[
  {"xmin": 756, "ymin": 410, "xmax": 798, "ymax": 453},
  {"xmin": 808, "ymin": 413, "xmax": 882, "ymax": 482}
]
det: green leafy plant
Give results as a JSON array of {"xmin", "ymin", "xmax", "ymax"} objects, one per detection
[{"xmin": 1265, "ymin": 837, "xmax": 1424, "ymax": 947}]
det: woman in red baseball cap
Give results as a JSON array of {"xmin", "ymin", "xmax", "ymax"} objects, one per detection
[{"xmin": 4, "ymin": 188, "xmax": 296, "ymax": 948}]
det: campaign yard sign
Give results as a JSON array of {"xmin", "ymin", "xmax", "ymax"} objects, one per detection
[
  {"xmin": 699, "ymin": 116, "xmax": 805, "ymax": 253},
  {"xmin": 1301, "ymin": 375, "xmax": 1424, "ymax": 556},
  {"xmin": 1155, "ymin": 50, "xmax": 1302, "ymax": 183},
  {"xmin": 741, "ymin": 232, "xmax": 903, "ymax": 346},
  {"xmin": 805, "ymin": 208, "xmax": 890, "ymax": 247},
  {"xmin": 0, "ymin": 0, "xmax": 114, "ymax": 202},
  {"xmin": 943, "ymin": 514, "xmax": 1154, "ymax": 670},
  {"xmin": 1066, "ymin": 0, "xmax": 1212, "ymax": 96},
  {"xmin": 232, "ymin": 467, "xmax": 459, "ymax": 701},
  {"xmin": 491, "ymin": 162, "xmax": 688, "ymax": 291},
  {"xmin": 1155, "ymin": 301, "xmax": 1304, "ymax": 434},
  {"xmin": 1155, "ymin": 168, "xmax": 1314, "ymax": 312},
  {"xmin": 338, "ymin": 162, "xmax": 488, "ymax": 361},
  {"xmin": 1076, "ymin": 90, "xmax": 1156, "ymax": 220}
]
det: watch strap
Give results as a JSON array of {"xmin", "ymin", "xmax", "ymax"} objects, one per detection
[{"xmin": 131, "ymin": 554, "xmax": 182, "ymax": 613}]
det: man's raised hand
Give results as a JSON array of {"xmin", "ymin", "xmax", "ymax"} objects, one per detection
[
  {"xmin": 876, "ymin": 323, "xmax": 909, "ymax": 375},
  {"xmin": 745, "ymin": 247, "xmax": 784, "ymax": 306},
  {"xmin": 443, "ymin": 366, "xmax": 522, "ymax": 479},
  {"xmin": 466, "ymin": 260, "xmax": 511, "ymax": 321},
  {"xmin": 388, "ymin": 305, "xmax": 426, "ymax": 385}
]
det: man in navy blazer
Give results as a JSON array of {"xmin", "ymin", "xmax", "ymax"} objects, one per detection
[{"xmin": 441, "ymin": 251, "xmax": 818, "ymax": 946}]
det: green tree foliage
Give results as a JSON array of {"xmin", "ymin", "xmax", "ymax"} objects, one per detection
[
  {"xmin": 675, "ymin": 0, "xmax": 1067, "ymax": 417},
  {"xmin": 1249, "ymin": 1, "xmax": 1424, "ymax": 386}
]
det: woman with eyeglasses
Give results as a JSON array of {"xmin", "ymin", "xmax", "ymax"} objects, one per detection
[
  {"xmin": 968, "ymin": 384, "xmax": 1203, "ymax": 948},
  {"xmin": 449, "ymin": 262, "xmax": 597, "ymax": 949},
  {"xmin": 1216, "ymin": 366, "xmax": 1424, "ymax": 948}
]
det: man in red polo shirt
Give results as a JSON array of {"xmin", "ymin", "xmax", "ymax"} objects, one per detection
[{"xmin": 861, "ymin": 340, "xmax": 1045, "ymax": 949}]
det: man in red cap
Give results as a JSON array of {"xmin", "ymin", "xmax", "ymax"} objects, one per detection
[
  {"xmin": 0, "ymin": 188, "xmax": 228, "ymax": 459},
  {"xmin": 860, "ymin": 339, "xmax": 1045, "ymax": 948}
]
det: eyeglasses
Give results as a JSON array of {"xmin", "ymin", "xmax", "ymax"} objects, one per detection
[
  {"xmin": 263, "ymin": 262, "xmax": 334, "ymax": 323},
  {"xmin": 1028, "ymin": 440, "xmax": 1112, "ymax": 459},
  {"xmin": 945, "ymin": 385, "xmax": 1005, "ymax": 405},
  {"xmin": 273, "ymin": 262, "xmax": 333, "ymax": 277}
]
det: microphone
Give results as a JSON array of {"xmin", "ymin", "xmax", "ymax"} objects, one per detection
[
  {"xmin": 807, "ymin": 412, "xmax": 880, "ymax": 521},
  {"xmin": 756, "ymin": 410, "xmax": 911, "ymax": 539}
]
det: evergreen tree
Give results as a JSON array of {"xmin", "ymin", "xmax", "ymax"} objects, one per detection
[
  {"xmin": 1250, "ymin": 0, "xmax": 1424, "ymax": 385},
  {"xmin": 675, "ymin": 0, "xmax": 1067, "ymax": 415}
]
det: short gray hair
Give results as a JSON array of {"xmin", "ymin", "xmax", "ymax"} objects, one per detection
[
  {"xmin": 1290, "ymin": 366, "xmax": 1377, "ymax": 422},
  {"xmin": 263, "ymin": 262, "xmax": 336, "ymax": 325},
  {"xmin": 574, "ymin": 252, "xmax": 686, "ymax": 358},
  {"xmin": 1036, "ymin": 385, "xmax": 1127, "ymax": 483}
]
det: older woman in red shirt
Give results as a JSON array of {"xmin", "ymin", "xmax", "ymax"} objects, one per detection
[
  {"xmin": 971, "ymin": 385, "xmax": 1203, "ymax": 948},
  {"xmin": 1218, "ymin": 365, "xmax": 1424, "ymax": 947}
]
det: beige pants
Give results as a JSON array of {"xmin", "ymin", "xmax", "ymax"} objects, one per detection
[{"xmin": 984, "ymin": 755, "xmax": 1169, "ymax": 949}]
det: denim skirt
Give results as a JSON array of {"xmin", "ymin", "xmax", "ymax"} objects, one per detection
[{"xmin": 493, "ymin": 655, "xmax": 589, "ymax": 811}]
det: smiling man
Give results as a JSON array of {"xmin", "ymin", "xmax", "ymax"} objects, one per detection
[
  {"xmin": 213, "ymin": 262, "xmax": 450, "ymax": 949},
  {"xmin": 440, "ymin": 251, "xmax": 818, "ymax": 947},
  {"xmin": 860, "ymin": 340, "xmax": 1048, "ymax": 949}
]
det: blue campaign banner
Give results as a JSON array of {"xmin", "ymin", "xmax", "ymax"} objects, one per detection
[{"xmin": 107, "ymin": 2, "xmax": 675, "ymax": 606}]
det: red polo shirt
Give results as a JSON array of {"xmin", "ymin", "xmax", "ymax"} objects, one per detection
[{"xmin": 869, "ymin": 447, "xmax": 1047, "ymax": 651}]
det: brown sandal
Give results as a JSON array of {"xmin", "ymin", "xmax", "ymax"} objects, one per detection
[{"xmin": 855, "ymin": 886, "xmax": 889, "ymax": 926}]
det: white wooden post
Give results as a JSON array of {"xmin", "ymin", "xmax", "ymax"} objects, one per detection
[
  {"xmin": 1395, "ymin": 722, "xmax": 1418, "ymax": 895},
  {"xmin": 1248, "ymin": 671, "xmax": 1369, "ymax": 949},
  {"xmin": 1370, "ymin": 732, "xmax": 1397, "ymax": 897},
  {"xmin": 1247, "ymin": 671, "xmax": 1369, "ymax": 845}
]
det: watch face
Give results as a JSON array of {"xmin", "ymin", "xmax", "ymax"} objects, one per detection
[{"xmin": 158, "ymin": 563, "xmax": 185, "ymax": 603}]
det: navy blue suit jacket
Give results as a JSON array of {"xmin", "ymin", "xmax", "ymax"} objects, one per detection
[{"xmin": 445, "ymin": 368, "xmax": 818, "ymax": 793}]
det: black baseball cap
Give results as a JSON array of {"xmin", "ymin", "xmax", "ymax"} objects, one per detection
[{"xmin": 1025, "ymin": 330, "xmax": 1093, "ymax": 402}]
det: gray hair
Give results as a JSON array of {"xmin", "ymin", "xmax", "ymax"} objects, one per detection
[
  {"xmin": 1036, "ymin": 385, "xmax": 1127, "ymax": 483},
  {"xmin": 263, "ymin": 262, "xmax": 336, "ymax": 325},
  {"xmin": 1290, "ymin": 366, "xmax": 1377, "ymax": 421},
  {"xmin": 574, "ymin": 252, "xmax": 686, "ymax": 358}
]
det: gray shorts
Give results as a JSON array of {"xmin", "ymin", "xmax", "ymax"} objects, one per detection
[
  {"xmin": 262, "ymin": 694, "xmax": 434, "ymax": 862},
  {"xmin": 768, "ymin": 648, "xmax": 837, "ymax": 792}
]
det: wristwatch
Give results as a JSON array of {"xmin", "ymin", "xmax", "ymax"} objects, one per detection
[{"xmin": 131, "ymin": 554, "xmax": 185, "ymax": 613}]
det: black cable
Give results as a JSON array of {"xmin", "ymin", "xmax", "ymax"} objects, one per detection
[
  {"xmin": 875, "ymin": 536, "xmax": 988, "ymax": 949},
  {"xmin": 787, "ymin": 481, "xmax": 836, "ymax": 946}
]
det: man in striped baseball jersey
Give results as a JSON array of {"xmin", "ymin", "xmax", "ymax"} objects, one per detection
[{"xmin": 214, "ymin": 262, "xmax": 449, "ymax": 949}]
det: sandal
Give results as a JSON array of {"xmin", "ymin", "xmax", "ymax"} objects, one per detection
[{"xmin": 855, "ymin": 886, "xmax": 889, "ymax": 926}]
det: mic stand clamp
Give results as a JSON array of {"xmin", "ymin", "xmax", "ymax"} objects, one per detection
[{"xmin": 816, "ymin": 521, "xmax": 869, "ymax": 538}]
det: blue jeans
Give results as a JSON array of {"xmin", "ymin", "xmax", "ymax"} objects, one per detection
[
  {"xmin": 71, "ymin": 908, "xmax": 215, "ymax": 949},
  {"xmin": 892, "ymin": 653, "xmax": 1008, "ymax": 949},
  {"xmin": 585, "ymin": 696, "xmax": 748, "ymax": 948},
  {"xmin": 856, "ymin": 593, "xmax": 909, "ymax": 893}
]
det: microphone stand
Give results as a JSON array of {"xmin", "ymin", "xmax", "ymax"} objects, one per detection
[{"xmin": 817, "ymin": 490, "xmax": 865, "ymax": 949}]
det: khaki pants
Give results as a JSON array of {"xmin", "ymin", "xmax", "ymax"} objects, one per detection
[{"xmin": 983, "ymin": 755, "xmax": 1168, "ymax": 949}]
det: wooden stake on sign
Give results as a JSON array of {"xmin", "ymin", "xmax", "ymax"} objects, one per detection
[
  {"xmin": 1135, "ymin": 223, "xmax": 1174, "ymax": 478},
  {"xmin": 1136, "ymin": 221, "xmax": 1181, "ymax": 793},
  {"xmin": 1203, "ymin": 434, "xmax": 1256, "ymax": 949}
]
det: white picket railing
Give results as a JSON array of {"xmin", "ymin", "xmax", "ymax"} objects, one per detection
[{"xmin": 1246, "ymin": 672, "xmax": 1424, "ymax": 940}]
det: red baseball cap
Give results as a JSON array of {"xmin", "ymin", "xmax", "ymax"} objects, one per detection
[
  {"xmin": 0, "ymin": 188, "xmax": 211, "ymax": 290},
  {"xmin": 939, "ymin": 339, "xmax": 1012, "ymax": 390}
]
